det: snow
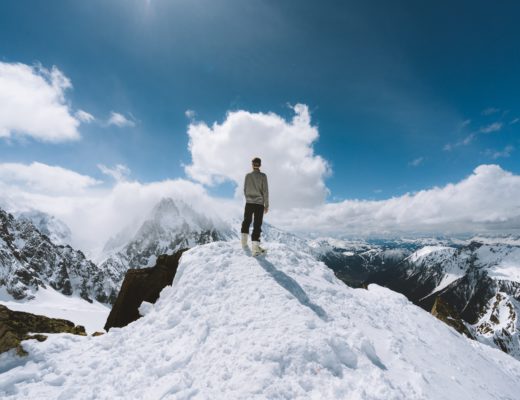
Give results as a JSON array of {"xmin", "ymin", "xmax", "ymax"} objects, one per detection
[
  {"xmin": 16, "ymin": 210, "xmax": 72, "ymax": 246},
  {"xmin": 428, "ymin": 270, "xmax": 464, "ymax": 295},
  {"xmin": 1, "ymin": 241, "xmax": 520, "ymax": 399},
  {"xmin": 0, "ymin": 286, "xmax": 110, "ymax": 334},
  {"xmin": 470, "ymin": 236, "xmax": 520, "ymax": 247},
  {"xmin": 477, "ymin": 246, "xmax": 520, "ymax": 283},
  {"xmin": 408, "ymin": 245, "xmax": 452, "ymax": 263}
]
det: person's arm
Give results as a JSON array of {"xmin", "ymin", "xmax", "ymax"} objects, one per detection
[
  {"xmin": 243, "ymin": 174, "xmax": 247, "ymax": 197},
  {"xmin": 263, "ymin": 174, "xmax": 269, "ymax": 212}
]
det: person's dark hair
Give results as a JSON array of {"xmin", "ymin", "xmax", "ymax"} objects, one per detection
[{"xmin": 252, "ymin": 157, "xmax": 261, "ymax": 167}]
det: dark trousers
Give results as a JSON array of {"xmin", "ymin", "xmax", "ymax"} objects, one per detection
[{"xmin": 241, "ymin": 203, "xmax": 264, "ymax": 242}]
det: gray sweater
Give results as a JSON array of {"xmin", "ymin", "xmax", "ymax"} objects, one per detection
[{"xmin": 244, "ymin": 170, "xmax": 269, "ymax": 209}]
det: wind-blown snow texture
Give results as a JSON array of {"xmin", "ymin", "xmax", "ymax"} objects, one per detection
[{"xmin": 1, "ymin": 242, "xmax": 519, "ymax": 399}]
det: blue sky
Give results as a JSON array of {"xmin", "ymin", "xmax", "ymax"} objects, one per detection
[{"xmin": 1, "ymin": 0, "xmax": 519, "ymax": 202}]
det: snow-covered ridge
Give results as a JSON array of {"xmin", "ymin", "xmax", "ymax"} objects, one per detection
[
  {"xmin": 0, "ymin": 208, "xmax": 116, "ymax": 304},
  {"xmin": 407, "ymin": 245, "xmax": 455, "ymax": 263},
  {"xmin": 15, "ymin": 210, "xmax": 72, "ymax": 246},
  {"xmin": 405, "ymin": 242, "xmax": 520, "ymax": 285},
  {"xmin": 2, "ymin": 241, "xmax": 519, "ymax": 399}
]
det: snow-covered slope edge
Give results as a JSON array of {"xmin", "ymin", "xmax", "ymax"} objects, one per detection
[{"xmin": 1, "ymin": 242, "xmax": 519, "ymax": 399}]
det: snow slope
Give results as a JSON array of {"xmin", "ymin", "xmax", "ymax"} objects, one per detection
[
  {"xmin": 0, "ymin": 286, "xmax": 109, "ymax": 334},
  {"xmin": 1, "ymin": 242, "xmax": 520, "ymax": 399}
]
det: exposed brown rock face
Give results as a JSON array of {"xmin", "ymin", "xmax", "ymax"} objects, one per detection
[
  {"xmin": 0, "ymin": 305, "xmax": 86, "ymax": 356},
  {"xmin": 104, "ymin": 249, "xmax": 188, "ymax": 331},
  {"xmin": 431, "ymin": 297, "xmax": 474, "ymax": 339}
]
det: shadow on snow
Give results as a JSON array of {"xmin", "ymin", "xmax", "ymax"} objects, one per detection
[{"xmin": 255, "ymin": 257, "xmax": 329, "ymax": 322}]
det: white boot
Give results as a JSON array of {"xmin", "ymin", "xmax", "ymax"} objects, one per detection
[
  {"xmin": 252, "ymin": 241, "xmax": 266, "ymax": 256},
  {"xmin": 241, "ymin": 233, "xmax": 249, "ymax": 248}
]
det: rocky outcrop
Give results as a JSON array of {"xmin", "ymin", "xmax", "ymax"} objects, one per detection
[
  {"xmin": 0, "ymin": 305, "xmax": 86, "ymax": 356},
  {"xmin": 473, "ymin": 292, "xmax": 520, "ymax": 359},
  {"xmin": 431, "ymin": 296, "xmax": 474, "ymax": 339},
  {"xmin": 104, "ymin": 249, "xmax": 188, "ymax": 331}
]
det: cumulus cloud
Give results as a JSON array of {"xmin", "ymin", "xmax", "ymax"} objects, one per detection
[
  {"xmin": 97, "ymin": 164, "xmax": 131, "ymax": 182},
  {"xmin": 0, "ymin": 62, "xmax": 81, "ymax": 142},
  {"xmin": 0, "ymin": 162, "xmax": 101, "ymax": 195},
  {"xmin": 107, "ymin": 112, "xmax": 136, "ymax": 127},
  {"xmin": 273, "ymin": 164, "xmax": 520, "ymax": 236},
  {"xmin": 184, "ymin": 104, "xmax": 330, "ymax": 209}
]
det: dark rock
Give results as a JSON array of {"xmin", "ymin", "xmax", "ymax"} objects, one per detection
[
  {"xmin": 91, "ymin": 331, "xmax": 105, "ymax": 337},
  {"xmin": 431, "ymin": 297, "xmax": 474, "ymax": 339},
  {"xmin": 104, "ymin": 248, "xmax": 188, "ymax": 331},
  {"xmin": 0, "ymin": 305, "xmax": 86, "ymax": 356}
]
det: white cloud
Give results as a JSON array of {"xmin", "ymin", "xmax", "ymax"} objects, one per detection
[
  {"xmin": 107, "ymin": 112, "xmax": 135, "ymax": 127},
  {"xmin": 0, "ymin": 62, "xmax": 80, "ymax": 142},
  {"xmin": 184, "ymin": 104, "xmax": 330, "ymax": 209},
  {"xmin": 484, "ymin": 145, "xmax": 514, "ymax": 160},
  {"xmin": 2, "ymin": 161, "xmax": 520, "ymax": 254},
  {"xmin": 0, "ymin": 162, "xmax": 231, "ymax": 254},
  {"xmin": 97, "ymin": 164, "xmax": 131, "ymax": 182},
  {"xmin": 75, "ymin": 109, "xmax": 95, "ymax": 123},
  {"xmin": 482, "ymin": 107, "xmax": 500, "ymax": 116},
  {"xmin": 443, "ymin": 133, "xmax": 475, "ymax": 151},
  {"xmin": 0, "ymin": 162, "xmax": 101, "ymax": 195},
  {"xmin": 185, "ymin": 109, "xmax": 196, "ymax": 119},
  {"xmin": 272, "ymin": 165, "xmax": 520, "ymax": 236},
  {"xmin": 480, "ymin": 122, "xmax": 502, "ymax": 133},
  {"xmin": 510, "ymin": 118, "xmax": 519, "ymax": 125},
  {"xmin": 408, "ymin": 157, "xmax": 424, "ymax": 167}
]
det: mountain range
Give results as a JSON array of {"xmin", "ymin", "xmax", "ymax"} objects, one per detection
[
  {"xmin": 315, "ymin": 237, "xmax": 520, "ymax": 360},
  {"xmin": 1, "ymin": 199, "xmax": 519, "ymax": 362}
]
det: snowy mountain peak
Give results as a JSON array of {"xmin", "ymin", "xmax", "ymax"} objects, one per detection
[
  {"xmin": 16, "ymin": 210, "xmax": 72, "ymax": 246},
  {"xmin": 96, "ymin": 198, "xmax": 235, "ymax": 291},
  {"xmin": 0, "ymin": 207, "xmax": 115, "ymax": 304},
  {"xmin": 4, "ymin": 241, "xmax": 520, "ymax": 399},
  {"xmin": 143, "ymin": 197, "xmax": 215, "ymax": 234}
]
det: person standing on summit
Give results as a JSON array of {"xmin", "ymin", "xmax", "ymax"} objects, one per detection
[{"xmin": 241, "ymin": 157, "xmax": 269, "ymax": 256}]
